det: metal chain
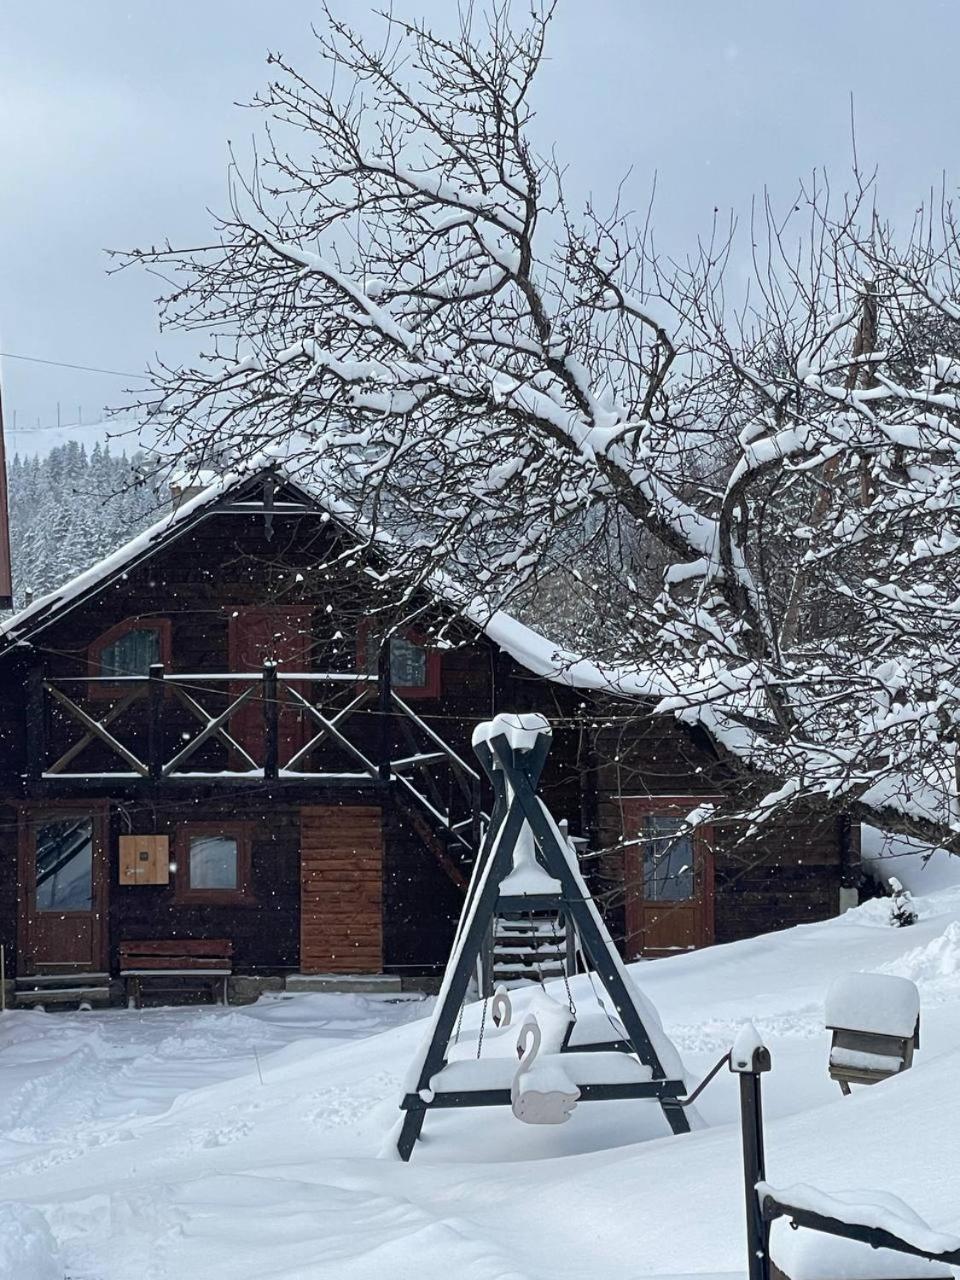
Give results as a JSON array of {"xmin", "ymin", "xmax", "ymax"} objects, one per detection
[{"xmin": 476, "ymin": 996, "xmax": 488, "ymax": 1059}]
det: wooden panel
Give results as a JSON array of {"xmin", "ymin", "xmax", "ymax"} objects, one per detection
[
  {"xmin": 120, "ymin": 938, "xmax": 233, "ymax": 957},
  {"xmin": 119, "ymin": 835, "xmax": 170, "ymax": 885},
  {"xmin": 299, "ymin": 805, "xmax": 383, "ymax": 974}
]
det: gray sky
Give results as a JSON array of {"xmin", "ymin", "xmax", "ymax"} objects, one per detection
[{"xmin": 2, "ymin": 0, "xmax": 958, "ymax": 456}]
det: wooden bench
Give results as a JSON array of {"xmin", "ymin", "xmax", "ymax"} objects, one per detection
[{"xmin": 119, "ymin": 939, "xmax": 233, "ymax": 1009}]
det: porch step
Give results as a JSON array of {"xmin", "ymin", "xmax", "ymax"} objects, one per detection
[
  {"xmin": 285, "ymin": 973, "xmax": 403, "ymax": 994},
  {"xmin": 16, "ymin": 987, "xmax": 111, "ymax": 1006},
  {"xmin": 16, "ymin": 972, "xmax": 111, "ymax": 1007},
  {"xmin": 17, "ymin": 972, "xmax": 109, "ymax": 987}
]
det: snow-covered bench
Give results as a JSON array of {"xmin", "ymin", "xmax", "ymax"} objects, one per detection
[
  {"xmin": 825, "ymin": 973, "xmax": 919, "ymax": 1095},
  {"xmin": 119, "ymin": 939, "xmax": 233, "ymax": 1008}
]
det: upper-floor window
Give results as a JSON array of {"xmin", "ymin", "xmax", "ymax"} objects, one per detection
[
  {"xmin": 100, "ymin": 627, "xmax": 161, "ymax": 677},
  {"xmin": 88, "ymin": 618, "xmax": 172, "ymax": 696},
  {"xmin": 359, "ymin": 626, "xmax": 441, "ymax": 699}
]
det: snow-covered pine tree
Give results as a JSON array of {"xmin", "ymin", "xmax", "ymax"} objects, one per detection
[{"xmin": 4, "ymin": 442, "xmax": 158, "ymax": 612}]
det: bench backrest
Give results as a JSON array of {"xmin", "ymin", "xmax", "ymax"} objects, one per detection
[
  {"xmin": 120, "ymin": 939, "xmax": 233, "ymax": 957},
  {"xmin": 119, "ymin": 939, "xmax": 233, "ymax": 967}
]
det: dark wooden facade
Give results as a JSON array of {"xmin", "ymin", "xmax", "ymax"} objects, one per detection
[{"xmin": 0, "ymin": 469, "xmax": 851, "ymax": 989}]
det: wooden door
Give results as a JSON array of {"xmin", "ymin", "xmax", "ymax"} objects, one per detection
[
  {"xmin": 621, "ymin": 797, "xmax": 715, "ymax": 959},
  {"xmin": 228, "ymin": 606, "xmax": 312, "ymax": 765},
  {"xmin": 18, "ymin": 805, "xmax": 108, "ymax": 973},
  {"xmin": 300, "ymin": 806, "xmax": 383, "ymax": 973}
]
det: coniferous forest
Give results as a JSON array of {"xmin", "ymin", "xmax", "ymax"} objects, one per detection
[{"xmin": 4, "ymin": 441, "xmax": 157, "ymax": 612}]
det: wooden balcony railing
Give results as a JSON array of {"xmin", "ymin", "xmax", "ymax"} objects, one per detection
[{"xmin": 26, "ymin": 660, "xmax": 485, "ymax": 862}]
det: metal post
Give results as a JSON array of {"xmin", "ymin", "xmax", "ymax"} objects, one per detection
[
  {"xmin": 262, "ymin": 660, "xmax": 278, "ymax": 779},
  {"xmin": 147, "ymin": 663, "xmax": 165, "ymax": 781},
  {"xmin": 731, "ymin": 1034, "xmax": 772, "ymax": 1280}
]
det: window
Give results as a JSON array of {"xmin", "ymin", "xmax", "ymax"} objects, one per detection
[
  {"xmin": 100, "ymin": 627, "xmax": 161, "ymax": 677},
  {"xmin": 175, "ymin": 823, "xmax": 253, "ymax": 904},
  {"xmin": 642, "ymin": 815, "xmax": 695, "ymax": 902},
  {"xmin": 35, "ymin": 816, "xmax": 93, "ymax": 911},
  {"xmin": 359, "ymin": 626, "xmax": 441, "ymax": 699},
  {"xmin": 89, "ymin": 617, "xmax": 172, "ymax": 697}
]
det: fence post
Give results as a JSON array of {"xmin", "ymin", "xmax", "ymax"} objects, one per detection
[
  {"xmin": 147, "ymin": 663, "xmax": 165, "ymax": 781},
  {"xmin": 730, "ymin": 1030, "xmax": 772, "ymax": 1280},
  {"xmin": 262, "ymin": 660, "xmax": 279, "ymax": 779}
]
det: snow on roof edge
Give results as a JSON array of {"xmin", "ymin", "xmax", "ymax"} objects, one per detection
[
  {"xmin": 0, "ymin": 456, "xmax": 666, "ymax": 704},
  {"xmin": 0, "ymin": 461, "xmax": 280, "ymax": 645}
]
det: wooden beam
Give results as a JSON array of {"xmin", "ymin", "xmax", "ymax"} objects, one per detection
[
  {"xmin": 263, "ymin": 661, "xmax": 279, "ymax": 780},
  {"xmin": 45, "ymin": 683, "xmax": 148, "ymax": 776},
  {"xmin": 283, "ymin": 687, "xmax": 373, "ymax": 770},
  {"xmin": 45, "ymin": 686, "xmax": 144, "ymax": 775},
  {"xmin": 285, "ymin": 687, "xmax": 379, "ymax": 776},
  {"xmin": 148, "ymin": 663, "xmax": 165, "ymax": 781},
  {"xmin": 167, "ymin": 682, "xmax": 259, "ymax": 771}
]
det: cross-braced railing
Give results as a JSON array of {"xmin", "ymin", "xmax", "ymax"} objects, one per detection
[{"xmin": 28, "ymin": 660, "xmax": 486, "ymax": 873}]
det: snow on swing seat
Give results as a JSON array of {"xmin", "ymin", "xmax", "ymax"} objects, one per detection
[{"xmin": 428, "ymin": 1052, "xmax": 655, "ymax": 1097}]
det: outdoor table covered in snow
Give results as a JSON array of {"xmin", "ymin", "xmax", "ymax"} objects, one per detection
[{"xmin": 824, "ymin": 972, "xmax": 920, "ymax": 1095}]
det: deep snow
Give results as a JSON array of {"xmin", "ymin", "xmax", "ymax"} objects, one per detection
[{"xmin": 5, "ymin": 887, "xmax": 960, "ymax": 1278}]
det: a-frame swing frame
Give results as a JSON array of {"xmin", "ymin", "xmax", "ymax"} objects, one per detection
[{"xmin": 396, "ymin": 714, "xmax": 691, "ymax": 1160}]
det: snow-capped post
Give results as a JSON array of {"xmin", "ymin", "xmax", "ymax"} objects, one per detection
[
  {"xmin": 377, "ymin": 639, "xmax": 392, "ymax": 784},
  {"xmin": 262, "ymin": 659, "xmax": 278, "ymax": 779},
  {"xmin": 147, "ymin": 663, "xmax": 165, "ymax": 781},
  {"xmin": 730, "ymin": 1022, "xmax": 772, "ymax": 1280}
]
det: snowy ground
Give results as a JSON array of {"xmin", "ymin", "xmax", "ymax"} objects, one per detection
[{"xmin": 5, "ymin": 883, "xmax": 960, "ymax": 1278}]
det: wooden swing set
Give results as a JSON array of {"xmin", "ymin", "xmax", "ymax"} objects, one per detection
[{"xmin": 396, "ymin": 712, "xmax": 691, "ymax": 1160}]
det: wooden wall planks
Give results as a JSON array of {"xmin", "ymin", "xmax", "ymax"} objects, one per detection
[{"xmin": 300, "ymin": 805, "xmax": 383, "ymax": 973}]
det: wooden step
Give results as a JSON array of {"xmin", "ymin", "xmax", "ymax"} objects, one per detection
[
  {"xmin": 17, "ymin": 972, "xmax": 109, "ymax": 987},
  {"xmin": 16, "ymin": 987, "xmax": 110, "ymax": 1005}
]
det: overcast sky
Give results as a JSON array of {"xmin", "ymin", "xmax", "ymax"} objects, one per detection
[{"xmin": 2, "ymin": 0, "xmax": 959, "ymax": 456}]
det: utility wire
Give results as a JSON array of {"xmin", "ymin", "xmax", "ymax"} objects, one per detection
[{"xmin": 0, "ymin": 350, "xmax": 144, "ymax": 380}]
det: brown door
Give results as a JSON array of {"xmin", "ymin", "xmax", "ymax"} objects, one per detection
[
  {"xmin": 19, "ymin": 806, "xmax": 108, "ymax": 973},
  {"xmin": 300, "ymin": 806, "xmax": 383, "ymax": 974},
  {"xmin": 228, "ymin": 606, "xmax": 312, "ymax": 765},
  {"xmin": 621, "ymin": 797, "xmax": 715, "ymax": 959}
]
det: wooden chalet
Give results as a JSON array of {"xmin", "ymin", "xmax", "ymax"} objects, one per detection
[{"xmin": 0, "ymin": 463, "xmax": 859, "ymax": 1004}]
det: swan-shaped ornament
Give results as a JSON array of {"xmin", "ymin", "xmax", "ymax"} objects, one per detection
[
  {"xmin": 511, "ymin": 1014, "xmax": 580, "ymax": 1125},
  {"xmin": 491, "ymin": 983, "xmax": 512, "ymax": 1029}
]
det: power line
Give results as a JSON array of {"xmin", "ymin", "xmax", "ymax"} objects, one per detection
[{"xmin": 0, "ymin": 350, "xmax": 145, "ymax": 380}]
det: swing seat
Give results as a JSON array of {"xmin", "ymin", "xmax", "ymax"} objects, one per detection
[
  {"xmin": 512, "ymin": 1080, "xmax": 580, "ymax": 1124},
  {"xmin": 429, "ymin": 1051, "xmax": 654, "ymax": 1095}
]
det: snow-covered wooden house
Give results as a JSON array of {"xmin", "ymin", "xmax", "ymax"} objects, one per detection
[{"xmin": 0, "ymin": 462, "xmax": 858, "ymax": 1003}]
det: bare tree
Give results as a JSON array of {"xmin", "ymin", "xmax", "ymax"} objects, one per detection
[{"xmin": 120, "ymin": 3, "xmax": 960, "ymax": 851}]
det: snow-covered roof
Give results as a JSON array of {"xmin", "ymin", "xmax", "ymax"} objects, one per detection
[
  {"xmin": 0, "ymin": 458, "xmax": 661, "ymax": 703},
  {"xmin": 0, "ymin": 466, "xmax": 259, "ymax": 646}
]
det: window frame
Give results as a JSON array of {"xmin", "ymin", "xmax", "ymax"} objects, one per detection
[
  {"xmin": 356, "ymin": 622, "xmax": 442, "ymax": 700},
  {"xmin": 88, "ymin": 617, "xmax": 172, "ymax": 700},
  {"xmin": 640, "ymin": 814, "xmax": 701, "ymax": 906},
  {"xmin": 174, "ymin": 821, "xmax": 254, "ymax": 906}
]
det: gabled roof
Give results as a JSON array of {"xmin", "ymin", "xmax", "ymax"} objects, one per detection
[{"xmin": 0, "ymin": 458, "xmax": 663, "ymax": 702}]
